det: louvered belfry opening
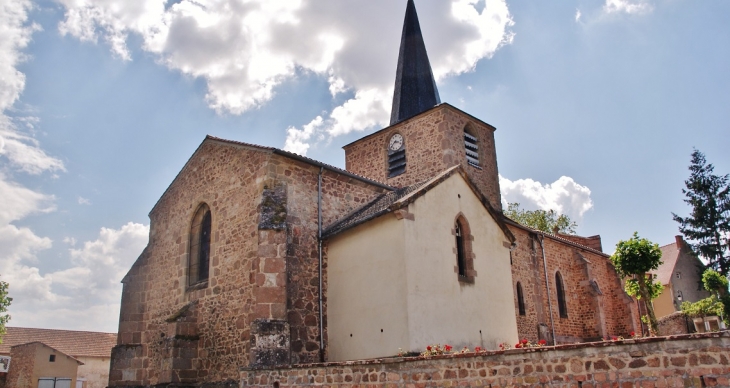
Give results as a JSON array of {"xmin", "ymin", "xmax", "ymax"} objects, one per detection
[
  {"xmin": 388, "ymin": 148, "xmax": 407, "ymax": 177},
  {"xmin": 464, "ymin": 131, "xmax": 479, "ymax": 167}
]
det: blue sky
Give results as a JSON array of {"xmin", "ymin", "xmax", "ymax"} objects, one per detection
[{"xmin": 0, "ymin": 0, "xmax": 728, "ymax": 332}]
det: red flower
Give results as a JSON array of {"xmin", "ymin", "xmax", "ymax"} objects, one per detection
[
  {"xmin": 427, "ymin": 346, "xmax": 432, "ymax": 351},
  {"xmin": 611, "ymin": 336, "xmax": 618, "ymax": 341},
  {"xmin": 444, "ymin": 345, "xmax": 452, "ymax": 352},
  {"xmin": 515, "ymin": 343, "xmax": 522, "ymax": 348},
  {"xmin": 630, "ymin": 331, "xmax": 636, "ymax": 336},
  {"xmin": 538, "ymin": 339, "xmax": 547, "ymax": 345},
  {"xmin": 475, "ymin": 346, "xmax": 482, "ymax": 352},
  {"xmin": 521, "ymin": 338, "xmax": 529, "ymax": 344}
]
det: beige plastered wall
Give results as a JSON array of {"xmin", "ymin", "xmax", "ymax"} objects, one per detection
[
  {"xmin": 404, "ymin": 175, "xmax": 517, "ymax": 352},
  {"xmin": 76, "ymin": 356, "xmax": 110, "ymax": 388},
  {"xmin": 32, "ymin": 343, "xmax": 80, "ymax": 388},
  {"xmin": 653, "ymin": 284, "xmax": 675, "ymax": 319},
  {"xmin": 327, "ymin": 215, "xmax": 410, "ymax": 362},
  {"xmin": 327, "ymin": 174, "xmax": 518, "ymax": 361}
]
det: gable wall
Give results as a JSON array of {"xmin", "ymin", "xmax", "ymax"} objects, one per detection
[
  {"xmin": 112, "ymin": 141, "xmax": 271, "ymax": 386},
  {"xmin": 509, "ymin": 226, "xmax": 640, "ymax": 344},
  {"xmin": 110, "ymin": 140, "xmax": 389, "ymax": 386},
  {"xmin": 403, "ymin": 174, "xmax": 517, "ymax": 351},
  {"xmin": 670, "ymin": 243, "xmax": 712, "ymax": 309},
  {"xmin": 343, "ymin": 106, "xmax": 502, "ymax": 211}
]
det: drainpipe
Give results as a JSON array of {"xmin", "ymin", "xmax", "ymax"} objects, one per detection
[
  {"xmin": 317, "ymin": 167, "xmax": 325, "ymax": 362},
  {"xmin": 538, "ymin": 234, "xmax": 557, "ymax": 346}
]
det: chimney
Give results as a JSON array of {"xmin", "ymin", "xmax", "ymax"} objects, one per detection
[{"xmin": 675, "ymin": 235, "xmax": 684, "ymax": 249}]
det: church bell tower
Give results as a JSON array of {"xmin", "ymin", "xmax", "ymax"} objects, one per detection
[{"xmin": 343, "ymin": 0, "xmax": 503, "ymax": 211}]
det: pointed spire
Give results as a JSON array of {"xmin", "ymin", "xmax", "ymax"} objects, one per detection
[{"xmin": 390, "ymin": 0, "xmax": 441, "ymax": 126}]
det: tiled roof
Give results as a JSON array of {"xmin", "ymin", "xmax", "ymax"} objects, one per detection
[
  {"xmin": 322, "ymin": 180, "xmax": 426, "ymax": 239},
  {"xmin": 0, "ymin": 327, "xmax": 116, "ymax": 358},
  {"xmin": 654, "ymin": 242, "xmax": 681, "ymax": 285}
]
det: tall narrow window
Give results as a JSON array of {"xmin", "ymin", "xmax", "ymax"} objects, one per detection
[
  {"xmin": 516, "ymin": 282, "xmax": 526, "ymax": 316},
  {"xmin": 189, "ymin": 204, "xmax": 212, "ymax": 286},
  {"xmin": 556, "ymin": 272, "xmax": 568, "ymax": 318},
  {"xmin": 464, "ymin": 130, "xmax": 479, "ymax": 167},
  {"xmin": 455, "ymin": 222, "xmax": 466, "ymax": 277}
]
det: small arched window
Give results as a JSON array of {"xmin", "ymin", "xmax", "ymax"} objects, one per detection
[
  {"xmin": 464, "ymin": 127, "xmax": 479, "ymax": 168},
  {"xmin": 455, "ymin": 222, "xmax": 466, "ymax": 277},
  {"xmin": 555, "ymin": 271, "xmax": 568, "ymax": 318},
  {"xmin": 516, "ymin": 282, "xmax": 526, "ymax": 316},
  {"xmin": 453, "ymin": 216, "xmax": 475, "ymax": 283},
  {"xmin": 189, "ymin": 204, "xmax": 212, "ymax": 286}
]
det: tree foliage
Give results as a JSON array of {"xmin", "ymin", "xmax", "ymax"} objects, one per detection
[
  {"xmin": 610, "ymin": 232, "xmax": 663, "ymax": 336},
  {"xmin": 504, "ymin": 203, "xmax": 577, "ymax": 235},
  {"xmin": 673, "ymin": 150, "xmax": 730, "ymax": 276},
  {"xmin": 702, "ymin": 268, "xmax": 729, "ymax": 297},
  {"xmin": 0, "ymin": 277, "xmax": 11, "ymax": 343},
  {"xmin": 681, "ymin": 295, "xmax": 724, "ymax": 318}
]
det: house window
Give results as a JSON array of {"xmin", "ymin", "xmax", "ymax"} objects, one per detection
[
  {"xmin": 556, "ymin": 272, "xmax": 568, "ymax": 318},
  {"xmin": 676, "ymin": 272, "xmax": 681, "ymax": 279},
  {"xmin": 49, "ymin": 354, "xmax": 56, "ymax": 362},
  {"xmin": 464, "ymin": 129, "xmax": 479, "ymax": 167},
  {"xmin": 189, "ymin": 204, "xmax": 212, "ymax": 286},
  {"xmin": 387, "ymin": 133, "xmax": 406, "ymax": 178},
  {"xmin": 453, "ymin": 216, "xmax": 475, "ymax": 282},
  {"xmin": 516, "ymin": 282, "xmax": 526, "ymax": 316}
]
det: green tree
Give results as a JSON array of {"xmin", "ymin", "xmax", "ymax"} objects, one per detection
[
  {"xmin": 610, "ymin": 232, "xmax": 663, "ymax": 336},
  {"xmin": 504, "ymin": 203, "xmax": 577, "ymax": 234},
  {"xmin": 0, "ymin": 277, "xmax": 11, "ymax": 343},
  {"xmin": 672, "ymin": 150, "xmax": 730, "ymax": 276},
  {"xmin": 702, "ymin": 269, "xmax": 729, "ymax": 297}
]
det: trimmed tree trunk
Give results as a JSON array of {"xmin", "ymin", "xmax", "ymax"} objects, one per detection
[{"xmin": 638, "ymin": 274, "xmax": 660, "ymax": 336}]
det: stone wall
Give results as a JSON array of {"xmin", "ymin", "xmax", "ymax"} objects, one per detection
[
  {"xmin": 242, "ymin": 332, "xmax": 730, "ymax": 388},
  {"xmin": 659, "ymin": 312, "xmax": 692, "ymax": 336},
  {"xmin": 343, "ymin": 105, "xmax": 502, "ymax": 212},
  {"xmin": 5, "ymin": 344, "xmax": 34, "ymax": 388},
  {"xmin": 110, "ymin": 139, "xmax": 389, "ymax": 387},
  {"xmin": 508, "ymin": 225, "xmax": 639, "ymax": 344}
]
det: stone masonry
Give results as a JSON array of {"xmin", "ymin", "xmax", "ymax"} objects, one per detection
[
  {"xmin": 343, "ymin": 104, "xmax": 502, "ymax": 212},
  {"xmin": 109, "ymin": 138, "xmax": 390, "ymax": 387},
  {"xmin": 509, "ymin": 223, "xmax": 639, "ymax": 344},
  {"xmin": 242, "ymin": 332, "xmax": 730, "ymax": 388}
]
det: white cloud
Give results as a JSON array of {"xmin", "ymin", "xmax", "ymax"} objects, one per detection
[
  {"xmin": 499, "ymin": 175, "xmax": 594, "ymax": 222},
  {"xmin": 54, "ymin": 0, "xmax": 514, "ymax": 155},
  {"xmin": 603, "ymin": 0, "xmax": 654, "ymax": 15},
  {"xmin": 575, "ymin": 9, "xmax": 582, "ymax": 22},
  {"xmin": 77, "ymin": 196, "xmax": 91, "ymax": 205},
  {"xmin": 6, "ymin": 222, "xmax": 149, "ymax": 332}
]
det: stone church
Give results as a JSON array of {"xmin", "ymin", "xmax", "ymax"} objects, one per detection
[{"xmin": 109, "ymin": 1, "xmax": 639, "ymax": 386}]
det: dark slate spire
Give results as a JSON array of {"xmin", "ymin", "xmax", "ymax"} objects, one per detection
[{"xmin": 390, "ymin": 0, "xmax": 441, "ymax": 126}]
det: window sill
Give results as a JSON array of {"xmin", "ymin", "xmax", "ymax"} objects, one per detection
[
  {"xmin": 187, "ymin": 280, "xmax": 209, "ymax": 292},
  {"xmin": 458, "ymin": 275, "xmax": 475, "ymax": 284}
]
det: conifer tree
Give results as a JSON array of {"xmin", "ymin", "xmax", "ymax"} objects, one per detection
[{"xmin": 672, "ymin": 150, "xmax": 730, "ymax": 276}]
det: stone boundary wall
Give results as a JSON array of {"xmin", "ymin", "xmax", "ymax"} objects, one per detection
[
  {"xmin": 242, "ymin": 332, "xmax": 730, "ymax": 388},
  {"xmin": 659, "ymin": 312, "xmax": 691, "ymax": 336}
]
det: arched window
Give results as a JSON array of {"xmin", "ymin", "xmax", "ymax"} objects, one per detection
[
  {"xmin": 516, "ymin": 282, "xmax": 526, "ymax": 316},
  {"xmin": 453, "ymin": 216, "xmax": 475, "ymax": 283},
  {"xmin": 464, "ymin": 127, "xmax": 479, "ymax": 168},
  {"xmin": 555, "ymin": 272, "xmax": 568, "ymax": 318},
  {"xmin": 455, "ymin": 222, "xmax": 466, "ymax": 277},
  {"xmin": 189, "ymin": 204, "xmax": 212, "ymax": 286}
]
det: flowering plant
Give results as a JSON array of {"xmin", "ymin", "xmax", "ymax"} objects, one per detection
[
  {"xmin": 498, "ymin": 343, "xmax": 511, "ymax": 350},
  {"xmin": 514, "ymin": 338, "xmax": 546, "ymax": 348},
  {"xmin": 421, "ymin": 344, "xmax": 452, "ymax": 357}
]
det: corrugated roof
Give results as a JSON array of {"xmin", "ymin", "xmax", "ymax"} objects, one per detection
[
  {"xmin": 0, "ymin": 327, "xmax": 116, "ymax": 358},
  {"xmin": 654, "ymin": 242, "xmax": 681, "ymax": 285}
]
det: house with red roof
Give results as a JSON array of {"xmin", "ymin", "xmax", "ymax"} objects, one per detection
[
  {"xmin": 652, "ymin": 236, "xmax": 711, "ymax": 319},
  {"xmin": 0, "ymin": 327, "xmax": 117, "ymax": 388}
]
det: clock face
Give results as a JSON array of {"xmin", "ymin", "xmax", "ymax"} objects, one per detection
[{"xmin": 389, "ymin": 134, "xmax": 404, "ymax": 151}]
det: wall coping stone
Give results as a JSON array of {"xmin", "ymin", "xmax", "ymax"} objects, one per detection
[{"xmin": 241, "ymin": 330, "xmax": 729, "ymax": 371}]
